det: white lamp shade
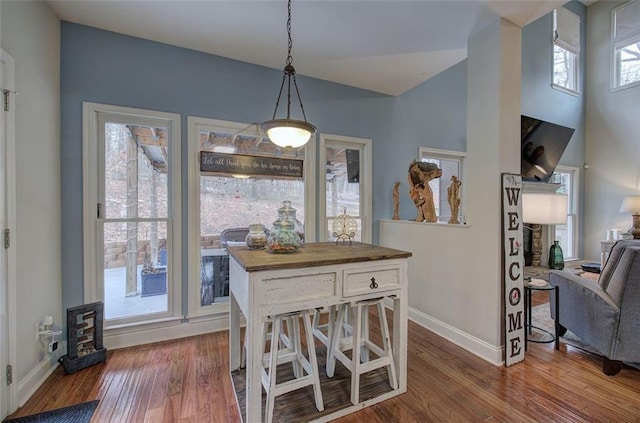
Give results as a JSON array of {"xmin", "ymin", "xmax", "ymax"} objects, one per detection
[
  {"xmin": 522, "ymin": 193, "xmax": 568, "ymax": 224},
  {"xmin": 620, "ymin": 196, "xmax": 640, "ymax": 214},
  {"xmin": 261, "ymin": 119, "xmax": 316, "ymax": 148}
]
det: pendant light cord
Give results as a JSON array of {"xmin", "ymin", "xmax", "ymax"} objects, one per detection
[
  {"xmin": 286, "ymin": 0, "xmax": 293, "ymax": 67},
  {"xmin": 270, "ymin": 0, "xmax": 309, "ymax": 123}
]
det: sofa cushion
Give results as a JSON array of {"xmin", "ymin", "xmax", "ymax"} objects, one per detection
[{"xmin": 599, "ymin": 240, "xmax": 640, "ymax": 291}]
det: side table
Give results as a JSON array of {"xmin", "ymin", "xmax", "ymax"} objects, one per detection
[{"xmin": 524, "ymin": 278, "xmax": 559, "ymax": 351}]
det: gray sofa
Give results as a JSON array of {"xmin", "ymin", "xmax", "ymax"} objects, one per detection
[{"xmin": 549, "ymin": 239, "xmax": 640, "ymax": 375}]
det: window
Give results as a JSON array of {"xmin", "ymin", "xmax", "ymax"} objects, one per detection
[
  {"xmin": 319, "ymin": 134, "xmax": 372, "ymax": 243},
  {"xmin": 83, "ymin": 103, "xmax": 181, "ymax": 326},
  {"xmin": 612, "ymin": 0, "xmax": 640, "ymax": 90},
  {"xmin": 418, "ymin": 147, "xmax": 466, "ymax": 224},
  {"xmin": 187, "ymin": 117, "xmax": 316, "ymax": 318},
  {"xmin": 551, "ymin": 166, "xmax": 579, "ymax": 260},
  {"xmin": 553, "ymin": 7, "xmax": 580, "ymax": 94}
]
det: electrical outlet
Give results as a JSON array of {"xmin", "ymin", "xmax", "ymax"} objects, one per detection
[{"xmin": 48, "ymin": 341, "xmax": 58, "ymax": 353}]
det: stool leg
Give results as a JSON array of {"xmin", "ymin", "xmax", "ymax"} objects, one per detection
[
  {"xmin": 241, "ymin": 326, "xmax": 246, "ymax": 368},
  {"xmin": 377, "ymin": 301, "xmax": 398, "ymax": 390},
  {"xmin": 328, "ymin": 305, "xmax": 337, "ymax": 346},
  {"xmin": 290, "ymin": 315, "xmax": 303, "ymax": 378},
  {"xmin": 302, "ymin": 310, "xmax": 324, "ymax": 412},
  {"xmin": 326, "ymin": 304, "xmax": 346, "ymax": 378},
  {"xmin": 361, "ymin": 304, "xmax": 370, "ymax": 362},
  {"xmin": 265, "ymin": 316, "xmax": 281, "ymax": 423},
  {"xmin": 350, "ymin": 303, "xmax": 363, "ymax": 405}
]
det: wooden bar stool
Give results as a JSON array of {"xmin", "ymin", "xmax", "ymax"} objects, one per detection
[
  {"xmin": 241, "ymin": 316, "xmax": 302, "ymax": 377},
  {"xmin": 326, "ymin": 298, "xmax": 398, "ymax": 405},
  {"xmin": 262, "ymin": 309, "xmax": 324, "ymax": 423}
]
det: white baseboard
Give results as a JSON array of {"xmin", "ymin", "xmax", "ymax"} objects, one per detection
[
  {"xmin": 104, "ymin": 314, "xmax": 229, "ymax": 350},
  {"xmin": 17, "ymin": 341, "xmax": 67, "ymax": 407},
  {"xmin": 408, "ymin": 306, "xmax": 504, "ymax": 366}
]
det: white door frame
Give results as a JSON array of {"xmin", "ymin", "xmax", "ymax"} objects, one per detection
[
  {"xmin": 318, "ymin": 134, "xmax": 372, "ymax": 243},
  {"xmin": 1, "ymin": 48, "xmax": 18, "ymax": 417}
]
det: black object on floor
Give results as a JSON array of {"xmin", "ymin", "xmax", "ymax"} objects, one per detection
[{"xmin": 3, "ymin": 400, "xmax": 99, "ymax": 423}]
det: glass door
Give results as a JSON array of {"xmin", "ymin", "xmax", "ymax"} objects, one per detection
[{"xmin": 319, "ymin": 134, "xmax": 371, "ymax": 243}]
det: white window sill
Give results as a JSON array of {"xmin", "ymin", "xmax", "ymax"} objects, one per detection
[
  {"xmin": 551, "ymin": 84, "xmax": 580, "ymax": 97},
  {"xmin": 379, "ymin": 219, "xmax": 470, "ymax": 228}
]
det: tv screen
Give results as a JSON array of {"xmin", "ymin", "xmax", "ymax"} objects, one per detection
[{"xmin": 521, "ymin": 115, "xmax": 575, "ymax": 182}]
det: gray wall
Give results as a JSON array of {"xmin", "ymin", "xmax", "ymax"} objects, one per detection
[
  {"xmin": 376, "ymin": 61, "xmax": 467, "ymax": 226},
  {"xmin": 60, "ymin": 22, "xmax": 404, "ymax": 313},
  {"xmin": 584, "ymin": 1, "xmax": 640, "ymax": 260},
  {"xmin": 61, "ymin": 22, "xmax": 469, "ymax": 313},
  {"xmin": 521, "ymin": 0, "xmax": 587, "ymax": 257}
]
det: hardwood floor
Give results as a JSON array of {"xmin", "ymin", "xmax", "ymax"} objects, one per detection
[{"xmin": 8, "ymin": 300, "xmax": 640, "ymax": 422}]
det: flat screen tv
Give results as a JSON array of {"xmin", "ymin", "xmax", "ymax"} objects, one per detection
[{"xmin": 521, "ymin": 115, "xmax": 575, "ymax": 182}]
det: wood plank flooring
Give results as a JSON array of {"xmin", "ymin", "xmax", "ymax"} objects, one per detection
[{"xmin": 8, "ymin": 296, "xmax": 640, "ymax": 422}]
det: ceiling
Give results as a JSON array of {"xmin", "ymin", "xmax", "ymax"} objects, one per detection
[{"xmin": 47, "ymin": 0, "xmax": 574, "ymax": 96}]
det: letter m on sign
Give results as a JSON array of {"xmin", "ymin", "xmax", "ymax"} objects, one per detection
[{"xmin": 502, "ymin": 173, "xmax": 525, "ymax": 366}]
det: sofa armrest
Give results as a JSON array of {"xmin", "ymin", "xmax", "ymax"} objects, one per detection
[
  {"xmin": 549, "ymin": 270, "xmax": 619, "ymax": 311},
  {"xmin": 549, "ymin": 270, "xmax": 620, "ymax": 356}
]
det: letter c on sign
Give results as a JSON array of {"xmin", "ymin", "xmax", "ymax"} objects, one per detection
[{"xmin": 509, "ymin": 261, "xmax": 520, "ymax": 281}]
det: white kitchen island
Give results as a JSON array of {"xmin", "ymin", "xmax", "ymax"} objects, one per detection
[{"xmin": 228, "ymin": 242, "xmax": 412, "ymax": 422}]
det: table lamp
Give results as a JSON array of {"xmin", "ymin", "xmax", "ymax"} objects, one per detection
[
  {"xmin": 619, "ymin": 196, "xmax": 640, "ymax": 239},
  {"xmin": 522, "ymin": 193, "xmax": 568, "ymax": 269}
]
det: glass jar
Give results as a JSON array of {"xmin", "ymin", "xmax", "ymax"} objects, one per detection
[
  {"xmin": 267, "ymin": 216, "xmax": 301, "ymax": 253},
  {"xmin": 276, "ymin": 200, "xmax": 305, "ymax": 245},
  {"xmin": 245, "ymin": 224, "xmax": 267, "ymax": 250}
]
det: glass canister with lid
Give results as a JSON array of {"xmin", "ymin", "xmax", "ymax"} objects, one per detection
[
  {"xmin": 267, "ymin": 214, "xmax": 301, "ymax": 253},
  {"xmin": 275, "ymin": 200, "xmax": 305, "ymax": 245}
]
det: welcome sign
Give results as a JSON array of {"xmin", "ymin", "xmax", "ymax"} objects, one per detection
[{"xmin": 502, "ymin": 173, "xmax": 525, "ymax": 366}]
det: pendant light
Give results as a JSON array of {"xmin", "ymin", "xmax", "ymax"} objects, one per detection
[{"xmin": 261, "ymin": 0, "xmax": 316, "ymax": 149}]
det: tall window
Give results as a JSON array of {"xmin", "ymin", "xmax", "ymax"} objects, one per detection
[
  {"xmin": 553, "ymin": 7, "xmax": 580, "ymax": 94},
  {"xmin": 418, "ymin": 147, "xmax": 466, "ymax": 224},
  {"xmin": 187, "ymin": 117, "xmax": 315, "ymax": 318},
  {"xmin": 319, "ymin": 134, "xmax": 372, "ymax": 243},
  {"xmin": 83, "ymin": 103, "xmax": 181, "ymax": 326},
  {"xmin": 551, "ymin": 166, "xmax": 579, "ymax": 260},
  {"xmin": 612, "ymin": 0, "xmax": 640, "ymax": 90}
]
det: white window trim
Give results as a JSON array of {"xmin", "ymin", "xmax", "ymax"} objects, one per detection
[
  {"xmin": 186, "ymin": 116, "xmax": 316, "ymax": 318},
  {"xmin": 554, "ymin": 164, "xmax": 580, "ymax": 260},
  {"xmin": 82, "ymin": 102, "xmax": 182, "ymax": 327},
  {"xmin": 318, "ymin": 134, "xmax": 372, "ymax": 243},
  {"xmin": 417, "ymin": 147, "xmax": 467, "ymax": 225},
  {"xmin": 610, "ymin": 1, "xmax": 640, "ymax": 92},
  {"xmin": 552, "ymin": 8, "xmax": 581, "ymax": 96}
]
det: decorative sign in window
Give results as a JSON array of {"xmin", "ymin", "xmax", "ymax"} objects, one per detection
[{"xmin": 200, "ymin": 152, "xmax": 304, "ymax": 179}]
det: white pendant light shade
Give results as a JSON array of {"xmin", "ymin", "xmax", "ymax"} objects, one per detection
[{"xmin": 261, "ymin": 119, "xmax": 316, "ymax": 148}]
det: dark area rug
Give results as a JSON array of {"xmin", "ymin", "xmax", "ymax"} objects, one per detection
[
  {"xmin": 3, "ymin": 400, "xmax": 99, "ymax": 423},
  {"xmin": 532, "ymin": 303, "xmax": 640, "ymax": 370}
]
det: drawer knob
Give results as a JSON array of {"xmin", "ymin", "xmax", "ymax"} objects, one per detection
[{"xmin": 370, "ymin": 277, "xmax": 378, "ymax": 289}]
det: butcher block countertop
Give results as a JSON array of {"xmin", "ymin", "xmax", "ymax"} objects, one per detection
[{"xmin": 227, "ymin": 242, "xmax": 412, "ymax": 272}]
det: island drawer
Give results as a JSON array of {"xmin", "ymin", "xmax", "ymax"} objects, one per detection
[
  {"xmin": 261, "ymin": 272, "xmax": 337, "ymax": 304},
  {"xmin": 343, "ymin": 265, "xmax": 400, "ymax": 297}
]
